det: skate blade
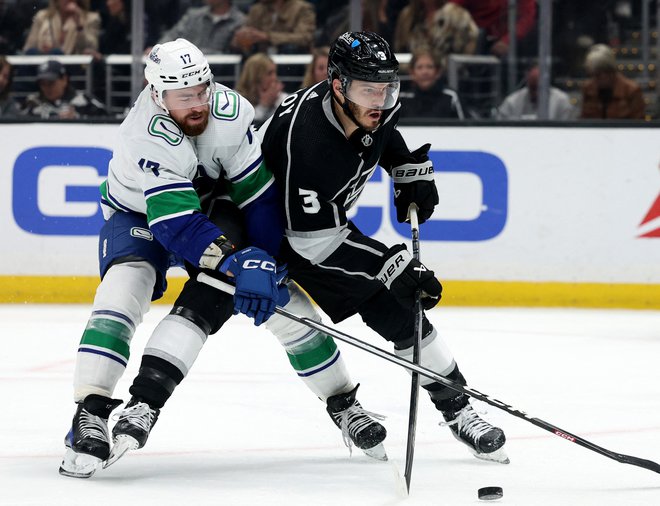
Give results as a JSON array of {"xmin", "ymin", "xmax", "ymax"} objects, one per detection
[
  {"xmin": 362, "ymin": 443, "xmax": 388, "ymax": 461},
  {"xmin": 473, "ymin": 447, "xmax": 510, "ymax": 465},
  {"xmin": 59, "ymin": 448, "xmax": 102, "ymax": 478},
  {"xmin": 103, "ymin": 435, "xmax": 139, "ymax": 469}
]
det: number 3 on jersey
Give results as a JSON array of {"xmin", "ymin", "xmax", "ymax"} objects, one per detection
[{"xmin": 299, "ymin": 188, "xmax": 320, "ymax": 214}]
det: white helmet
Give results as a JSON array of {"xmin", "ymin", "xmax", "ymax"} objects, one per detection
[{"xmin": 145, "ymin": 38, "xmax": 214, "ymax": 112}]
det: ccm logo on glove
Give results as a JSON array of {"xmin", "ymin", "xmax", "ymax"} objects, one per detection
[{"xmin": 243, "ymin": 259, "xmax": 276, "ymax": 271}]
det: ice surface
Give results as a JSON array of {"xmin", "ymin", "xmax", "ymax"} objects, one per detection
[{"xmin": 1, "ymin": 305, "xmax": 659, "ymax": 505}]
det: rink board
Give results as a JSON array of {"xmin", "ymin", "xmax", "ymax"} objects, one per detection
[{"xmin": 1, "ymin": 122, "xmax": 659, "ymax": 307}]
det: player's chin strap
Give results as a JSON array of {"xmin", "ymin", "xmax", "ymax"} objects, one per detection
[
  {"xmin": 197, "ymin": 271, "xmax": 660, "ymax": 477},
  {"xmin": 331, "ymin": 88, "xmax": 363, "ymax": 130}
]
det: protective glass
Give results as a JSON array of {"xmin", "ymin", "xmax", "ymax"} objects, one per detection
[
  {"xmin": 343, "ymin": 78, "xmax": 400, "ymax": 110},
  {"xmin": 163, "ymin": 82, "xmax": 214, "ymax": 110}
]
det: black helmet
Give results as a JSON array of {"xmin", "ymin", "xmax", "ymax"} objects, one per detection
[{"xmin": 328, "ymin": 31, "xmax": 399, "ymax": 85}]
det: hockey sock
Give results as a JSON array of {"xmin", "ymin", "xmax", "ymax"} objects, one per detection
[
  {"xmin": 266, "ymin": 281, "xmax": 353, "ymax": 401},
  {"xmin": 74, "ymin": 314, "xmax": 134, "ymax": 400}
]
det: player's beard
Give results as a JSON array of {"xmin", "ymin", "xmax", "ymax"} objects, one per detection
[
  {"xmin": 176, "ymin": 107, "xmax": 210, "ymax": 136},
  {"xmin": 347, "ymin": 100, "xmax": 381, "ymax": 132}
]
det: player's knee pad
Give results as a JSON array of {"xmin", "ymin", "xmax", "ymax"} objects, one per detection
[
  {"xmin": 92, "ymin": 261, "xmax": 156, "ymax": 326},
  {"xmin": 171, "ymin": 277, "xmax": 234, "ymax": 335},
  {"xmin": 73, "ymin": 261, "xmax": 156, "ymax": 400},
  {"xmin": 394, "ymin": 327, "xmax": 456, "ymax": 387},
  {"xmin": 265, "ymin": 281, "xmax": 322, "ymax": 348},
  {"xmin": 143, "ymin": 313, "xmax": 209, "ymax": 378}
]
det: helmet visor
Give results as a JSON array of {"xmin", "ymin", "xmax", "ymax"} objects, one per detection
[
  {"xmin": 163, "ymin": 82, "xmax": 214, "ymax": 110},
  {"xmin": 343, "ymin": 78, "xmax": 400, "ymax": 110}
]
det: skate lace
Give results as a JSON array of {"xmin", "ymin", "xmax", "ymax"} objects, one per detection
[
  {"xmin": 337, "ymin": 404, "xmax": 386, "ymax": 455},
  {"xmin": 79, "ymin": 410, "xmax": 110, "ymax": 441},
  {"xmin": 440, "ymin": 406, "xmax": 492, "ymax": 444},
  {"xmin": 112, "ymin": 402, "xmax": 154, "ymax": 431}
]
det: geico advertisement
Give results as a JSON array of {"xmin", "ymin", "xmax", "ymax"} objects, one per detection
[{"xmin": 1, "ymin": 123, "xmax": 659, "ymax": 282}]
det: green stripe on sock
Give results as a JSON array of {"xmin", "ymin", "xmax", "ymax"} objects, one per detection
[
  {"xmin": 287, "ymin": 335, "xmax": 337, "ymax": 371},
  {"xmin": 80, "ymin": 319, "xmax": 132, "ymax": 359}
]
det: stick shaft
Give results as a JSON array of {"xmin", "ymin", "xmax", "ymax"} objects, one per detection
[
  {"xmin": 197, "ymin": 273, "xmax": 660, "ymax": 475},
  {"xmin": 404, "ymin": 204, "xmax": 422, "ymax": 492}
]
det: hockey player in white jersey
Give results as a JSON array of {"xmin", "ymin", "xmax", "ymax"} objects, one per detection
[{"xmin": 60, "ymin": 39, "xmax": 386, "ymax": 479}]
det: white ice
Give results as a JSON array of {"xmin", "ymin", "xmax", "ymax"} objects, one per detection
[{"xmin": 1, "ymin": 304, "xmax": 659, "ymax": 506}]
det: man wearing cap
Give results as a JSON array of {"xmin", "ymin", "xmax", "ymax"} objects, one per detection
[{"xmin": 22, "ymin": 59, "xmax": 106, "ymax": 119}]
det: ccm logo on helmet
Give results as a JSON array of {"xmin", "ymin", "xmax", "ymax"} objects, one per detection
[
  {"xmin": 181, "ymin": 70, "xmax": 201, "ymax": 78},
  {"xmin": 243, "ymin": 259, "xmax": 276, "ymax": 271}
]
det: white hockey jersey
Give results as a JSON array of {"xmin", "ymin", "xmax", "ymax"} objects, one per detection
[{"xmin": 100, "ymin": 83, "xmax": 274, "ymax": 229}]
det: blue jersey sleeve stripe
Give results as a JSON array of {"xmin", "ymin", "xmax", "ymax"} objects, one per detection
[
  {"xmin": 144, "ymin": 181, "xmax": 193, "ymax": 197},
  {"xmin": 230, "ymin": 154, "xmax": 264, "ymax": 182}
]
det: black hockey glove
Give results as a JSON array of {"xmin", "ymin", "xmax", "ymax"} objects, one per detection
[
  {"xmin": 392, "ymin": 143, "xmax": 439, "ymax": 224},
  {"xmin": 377, "ymin": 244, "xmax": 442, "ymax": 310}
]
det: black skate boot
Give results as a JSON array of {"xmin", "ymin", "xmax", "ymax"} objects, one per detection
[
  {"xmin": 104, "ymin": 397, "xmax": 160, "ymax": 468},
  {"xmin": 326, "ymin": 384, "xmax": 388, "ymax": 461},
  {"xmin": 441, "ymin": 402, "xmax": 509, "ymax": 464},
  {"xmin": 59, "ymin": 394, "xmax": 123, "ymax": 478}
]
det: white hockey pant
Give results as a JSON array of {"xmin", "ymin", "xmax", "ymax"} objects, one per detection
[
  {"xmin": 266, "ymin": 281, "xmax": 353, "ymax": 401},
  {"xmin": 73, "ymin": 261, "xmax": 156, "ymax": 401}
]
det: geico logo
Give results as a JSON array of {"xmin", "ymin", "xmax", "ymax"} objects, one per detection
[
  {"xmin": 243, "ymin": 259, "xmax": 276, "ymax": 271},
  {"xmin": 12, "ymin": 146, "xmax": 112, "ymax": 236},
  {"xmin": 11, "ymin": 146, "xmax": 508, "ymax": 242},
  {"xmin": 181, "ymin": 70, "xmax": 201, "ymax": 78},
  {"xmin": 392, "ymin": 166, "xmax": 434, "ymax": 178}
]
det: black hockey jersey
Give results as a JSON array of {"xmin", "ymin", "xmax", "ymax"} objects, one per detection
[{"xmin": 260, "ymin": 80, "xmax": 419, "ymax": 281}]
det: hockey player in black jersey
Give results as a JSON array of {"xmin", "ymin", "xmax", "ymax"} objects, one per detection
[{"xmin": 259, "ymin": 31, "xmax": 508, "ymax": 463}]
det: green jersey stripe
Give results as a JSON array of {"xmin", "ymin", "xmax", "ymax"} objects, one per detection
[
  {"xmin": 146, "ymin": 189, "xmax": 201, "ymax": 224},
  {"xmin": 227, "ymin": 162, "xmax": 274, "ymax": 206}
]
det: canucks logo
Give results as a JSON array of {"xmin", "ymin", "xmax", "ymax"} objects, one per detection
[{"xmin": 361, "ymin": 134, "xmax": 373, "ymax": 147}]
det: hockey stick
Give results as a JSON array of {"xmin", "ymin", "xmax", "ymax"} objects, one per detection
[
  {"xmin": 404, "ymin": 204, "xmax": 422, "ymax": 493},
  {"xmin": 197, "ymin": 273, "xmax": 660, "ymax": 475}
]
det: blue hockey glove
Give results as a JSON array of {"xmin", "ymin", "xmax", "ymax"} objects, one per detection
[{"xmin": 219, "ymin": 247, "xmax": 279, "ymax": 326}]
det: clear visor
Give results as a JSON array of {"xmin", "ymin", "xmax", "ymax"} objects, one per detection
[
  {"xmin": 343, "ymin": 78, "xmax": 400, "ymax": 111},
  {"xmin": 163, "ymin": 81, "xmax": 214, "ymax": 110}
]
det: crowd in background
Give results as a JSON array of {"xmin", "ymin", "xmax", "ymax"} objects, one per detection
[{"xmin": 0, "ymin": 0, "xmax": 653, "ymax": 121}]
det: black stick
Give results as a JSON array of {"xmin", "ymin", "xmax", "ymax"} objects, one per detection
[
  {"xmin": 197, "ymin": 273, "xmax": 660, "ymax": 475},
  {"xmin": 404, "ymin": 205, "xmax": 422, "ymax": 493}
]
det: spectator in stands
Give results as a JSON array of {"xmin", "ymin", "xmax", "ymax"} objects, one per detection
[
  {"xmin": 232, "ymin": 0, "xmax": 315, "ymax": 55},
  {"xmin": 236, "ymin": 52, "xmax": 286, "ymax": 127},
  {"xmin": 450, "ymin": 0, "xmax": 537, "ymax": 58},
  {"xmin": 497, "ymin": 64, "xmax": 576, "ymax": 120},
  {"xmin": 23, "ymin": 0, "xmax": 101, "ymax": 55},
  {"xmin": 399, "ymin": 48, "xmax": 464, "ymax": 120},
  {"xmin": 395, "ymin": 1, "xmax": 480, "ymax": 66},
  {"xmin": 300, "ymin": 45, "xmax": 328, "ymax": 88},
  {"xmin": 98, "ymin": 0, "xmax": 136, "ymax": 55},
  {"xmin": 22, "ymin": 59, "xmax": 106, "ymax": 118},
  {"xmin": 315, "ymin": 0, "xmax": 386, "ymax": 47},
  {"xmin": 580, "ymin": 43, "xmax": 644, "ymax": 120},
  {"xmin": 0, "ymin": 0, "xmax": 33, "ymax": 54},
  {"xmin": 158, "ymin": 0, "xmax": 245, "ymax": 54},
  {"xmin": 0, "ymin": 56, "xmax": 20, "ymax": 116}
]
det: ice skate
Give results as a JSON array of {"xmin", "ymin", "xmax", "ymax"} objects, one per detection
[
  {"xmin": 441, "ymin": 404, "xmax": 509, "ymax": 464},
  {"xmin": 104, "ymin": 398, "xmax": 160, "ymax": 469},
  {"xmin": 59, "ymin": 394, "xmax": 122, "ymax": 478},
  {"xmin": 326, "ymin": 384, "xmax": 388, "ymax": 461}
]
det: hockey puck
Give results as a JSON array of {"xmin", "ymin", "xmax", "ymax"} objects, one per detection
[{"xmin": 478, "ymin": 486, "xmax": 503, "ymax": 501}]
